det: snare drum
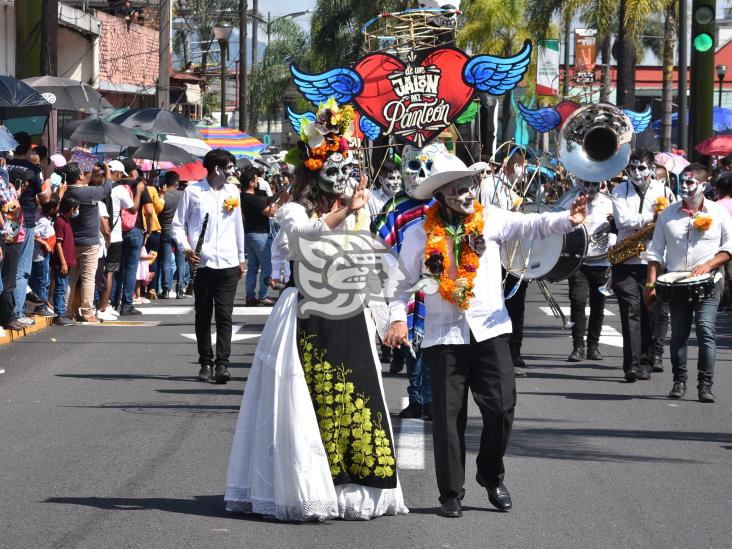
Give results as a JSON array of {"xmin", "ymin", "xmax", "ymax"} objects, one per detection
[
  {"xmin": 500, "ymin": 203, "xmax": 588, "ymax": 282},
  {"xmin": 655, "ymin": 272, "xmax": 716, "ymax": 303}
]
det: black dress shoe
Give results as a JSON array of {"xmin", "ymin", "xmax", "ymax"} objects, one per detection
[
  {"xmin": 652, "ymin": 355, "xmax": 664, "ymax": 373},
  {"xmin": 586, "ymin": 346, "xmax": 603, "ymax": 360},
  {"xmin": 422, "ymin": 401, "xmax": 433, "ymax": 421},
  {"xmin": 624, "ymin": 370, "xmax": 638, "ymax": 382},
  {"xmin": 437, "ymin": 498, "xmax": 462, "ymax": 518},
  {"xmin": 214, "ymin": 365, "xmax": 231, "ymax": 384},
  {"xmin": 476, "ymin": 473, "xmax": 512, "ymax": 511},
  {"xmin": 567, "ymin": 345, "xmax": 585, "ymax": 362},
  {"xmin": 668, "ymin": 381, "xmax": 686, "ymax": 399},
  {"xmin": 197, "ymin": 365, "xmax": 212, "ymax": 381},
  {"xmin": 398, "ymin": 401, "xmax": 422, "ymax": 419},
  {"xmin": 637, "ymin": 368, "xmax": 651, "ymax": 381},
  {"xmin": 514, "ymin": 367, "xmax": 527, "ymax": 378},
  {"xmin": 119, "ymin": 305, "xmax": 142, "ymax": 316},
  {"xmin": 698, "ymin": 385, "xmax": 715, "ymax": 403}
]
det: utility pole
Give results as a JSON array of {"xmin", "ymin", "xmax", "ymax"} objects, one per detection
[
  {"xmin": 158, "ymin": 0, "xmax": 171, "ymax": 109},
  {"xmin": 688, "ymin": 0, "xmax": 715, "ymax": 162},
  {"xmin": 678, "ymin": 0, "xmax": 689, "ymax": 153},
  {"xmin": 562, "ymin": 17, "xmax": 571, "ymax": 99},
  {"xmin": 41, "ymin": 0, "xmax": 58, "ymax": 76},
  {"xmin": 239, "ymin": 0, "xmax": 248, "ymax": 132},
  {"xmin": 251, "ymin": 0, "xmax": 258, "ymax": 66}
]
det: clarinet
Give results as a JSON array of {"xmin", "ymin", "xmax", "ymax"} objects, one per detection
[{"xmin": 186, "ymin": 213, "xmax": 209, "ymax": 294}]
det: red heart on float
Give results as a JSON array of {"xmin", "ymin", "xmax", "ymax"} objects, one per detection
[{"xmin": 353, "ymin": 49, "xmax": 474, "ymax": 146}]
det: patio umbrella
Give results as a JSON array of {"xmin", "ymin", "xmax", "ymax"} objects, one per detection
[
  {"xmin": 198, "ymin": 127, "xmax": 266, "ymax": 159},
  {"xmin": 655, "ymin": 152, "xmax": 690, "ymax": 175},
  {"xmin": 169, "ymin": 161, "xmax": 207, "ymax": 181},
  {"xmin": 162, "ymin": 134, "xmax": 212, "ymax": 157},
  {"xmin": 112, "ymin": 108, "xmax": 201, "ymax": 138},
  {"xmin": 66, "ymin": 117, "xmax": 141, "ymax": 148},
  {"xmin": 131, "ymin": 141, "xmax": 195, "ymax": 165},
  {"xmin": 694, "ymin": 135, "xmax": 732, "ymax": 156},
  {"xmin": 22, "ymin": 76, "xmax": 113, "ymax": 113},
  {"xmin": 0, "ymin": 75, "xmax": 52, "ymax": 120},
  {"xmin": 0, "ymin": 126, "xmax": 19, "ymax": 151}
]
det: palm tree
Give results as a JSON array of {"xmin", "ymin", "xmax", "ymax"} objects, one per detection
[
  {"xmin": 459, "ymin": 0, "xmax": 536, "ymax": 143},
  {"xmin": 660, "ymin": 0, "xmax": 677, "ymax": 151},
  {"xmin": 173, "ymin": 0, "xmax": 238, "ymax": 75}
]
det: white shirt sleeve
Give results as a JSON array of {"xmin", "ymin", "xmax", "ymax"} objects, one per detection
[
  {"xmin": 275, "ymin": 202, "xmax": 331, "ymax": 240},
  {"xmin": 388, "ymin": 225, "xmax": 425, "ymax": 324},
  {"xmin": 493, "ymin": 207, "xmax": 574, "ymax": 242},
  {"xmin": 646, "ymin": 209, "xmax": 668, "ymax": 267},
  {"xmin": 172, "ymin": 187, "xmax": 191, "ymax": 252},
  {"xmin": 719, "ymin": 207, "xmax": 732, "ymax": 257},
  {"xmin": 234, "ymin": 195, "xmax": 246, "ymax": 263},
  {"xmin": 612, "ymin": 183, "xmax": 652, "ymax": 231}
]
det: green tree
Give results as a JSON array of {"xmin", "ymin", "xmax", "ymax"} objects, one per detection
[
  {"xmin": 248, "ymin": 17, "xmax": 309, "ymax": 135},
  {"xmin": 173, "ymin": 0, "xmax": 238, "ymax": 74}
]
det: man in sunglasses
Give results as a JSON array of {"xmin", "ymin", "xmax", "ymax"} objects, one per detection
[
  {"xmin": 644, "ymin": 164, "xmax": 732, "ymax": 403},
  {"xmin": 611, "ymin": 150, "xmax": 671, "ymax": 382}
]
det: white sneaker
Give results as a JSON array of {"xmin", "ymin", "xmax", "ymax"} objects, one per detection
[
  {"xmin": 109, "ymin": 307, "xmax": 120, "ymax": 317},
  {"xmin": 17, "ymin": 316, "xmax": 36, "ymax": 326},
  {"xmin": 133, "ymin": 297, "xmax": 151, "ymax": 305},
  {"xmin": 96, "ymin": 308, "xmax": 117, "ymax": 321}
]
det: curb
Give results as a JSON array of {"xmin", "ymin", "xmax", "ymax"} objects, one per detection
[{"xmin": 0, "ymin": 315, "xmax": 54, "ymax": 346}]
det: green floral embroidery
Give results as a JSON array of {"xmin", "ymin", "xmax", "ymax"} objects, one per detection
[{"xmin": 300, "ymin": 332, "xmax": 395, "ymax": 480}]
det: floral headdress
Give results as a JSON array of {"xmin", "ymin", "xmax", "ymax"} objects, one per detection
[{"xmin": 285, "ymin": 97, "xmax": 356, "ymax": 171}]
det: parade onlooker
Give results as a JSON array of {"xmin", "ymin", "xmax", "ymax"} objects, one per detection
[
  {"xmin": 157, "ymin": 171, "xmax": 183, "ymax": 298},
  {"xmin": 714, "ymin": 172, "xmax": 732, "ymax": 311},
  {"xmin": 7, "ymin": 133, "xmax": 50, "ymax": 326},
  {"xmin": 241, "ymin": 165, "xmax": 277, "ymax": 306},
  {"xmin": 29, "ymin": 195, "xmax": 59, "ymax": 317},
  {"xmin": 52, "ymin": 194, "xmax": 79, "ymax": 326},
  {"xmin": 0, "ymin": 164, "xmax": 25, "ymax": 331},
  {"xmin": 143, "ymin": 172, "xmax": 164, "ymax": 299},
  {"xmin": 65, "ymin": 161, "xmax": 113, "ymax": 322}
]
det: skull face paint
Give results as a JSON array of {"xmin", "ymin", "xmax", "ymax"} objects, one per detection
[
  {"xmin": 679, "ymin": 174, "xmax": 707, "ymax": 209},
  {"xmin": 627, "ymin": 160, "xmax": 654, "ymax": 188},
  {"xmin": 440, "ymin": 175, "xmax": 479, "ymax": 215},
  {"xmin": 402, "ymin": 142, "xmax": 448, "ymax": 198},
  {"xmin": 379, "ymin": 169, "xmax": 402, "ymax": 197},
  {"xmin": 318, "ymin": 152, "xmax": 354, "ymax": 196},
  {"xmin": 579, "ymin": 179, "xmax": 601, "ymax": 200}
]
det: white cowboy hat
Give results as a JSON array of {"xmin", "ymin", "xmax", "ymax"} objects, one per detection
[{"xmin": 410, "ymin": 152, "xmax": 488, "ymax": 200}]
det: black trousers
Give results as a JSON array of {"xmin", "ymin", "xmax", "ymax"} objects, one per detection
[
  {"xmin": 612, "ymin": 263, "xmax": 653, "ymax": 374},
  {"xmin": 649, "ymin": 299, "xmax": 669, "ymax": 359},
  {"xmin": 0, "ymin": 241, "xmax": 22, "ymax": 325},
  {"xmin": 194, "ymin": 266, "xmax": 239, "ymax": 367},
  {"xmin": 567, "ymin": 265, "xmax": 609, "ymax": 347},
  {"xmin": 424, "ymin": 333, "xmax": 515, "ymax": 502},
  {"xmin": 503, "ymin": 272, "xmax": 527, "ymax": 354}
]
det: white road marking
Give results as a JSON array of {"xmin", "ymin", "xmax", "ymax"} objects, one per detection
[
  {"xmin": 395, "ymin": 396, "xmax": 427, "ymax": 470},
  {"xmin": 539, "ymin": 306, "xmax": 615, "ymax": 317},
  {"xmin": 79, "ymin": 320, "xmax": 162, "ymax": 327},
  {"xmin": 136, "ymin": 306, "xmax": 193, "ymax": 315},
  {"xmin": 232, "ymin": 307, "xmax": 273, "ymax": 316},
  {"xmin": 180, "ymin": 324, "xmax": 260, "ymax": 345}
]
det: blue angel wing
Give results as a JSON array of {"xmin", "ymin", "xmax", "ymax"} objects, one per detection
[
  {"xmin": 359, "ymin": 114, "xmax": 381, "ymax": 141},
  {"xmin": 290, "ymin": 65, "xmax": 363, "ymax": 106},
  {"xmin": 463, "ymin": 40, "xmax": 532, "ymax": 96},
  {"xmin": 624, "ymin": 105, "xmax": 653, "ymax": 133},
  {"xmin": 286, "ymin": 107, "xmax": 316, "ymax": 135},
  {"xmin": 517, "ymin": 103, "xmax": 562, "ymax": 133}
]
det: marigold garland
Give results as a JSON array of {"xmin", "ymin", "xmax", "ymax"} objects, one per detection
[
  {"xmin": 693, "ymin": 212, "xmax": 713, "ymax": 231},
  {"xmin": 423, "ymin": 201, "xmax": 484, "ymax": 310},
  {"xmin": 655, "ymin": 196, "xmax": 669, "ymax": 212}
]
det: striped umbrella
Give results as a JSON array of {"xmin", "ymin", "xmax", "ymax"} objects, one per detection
[{"xmin": 198, "ymin": 127, "xmax": 265, "ymax": 159}]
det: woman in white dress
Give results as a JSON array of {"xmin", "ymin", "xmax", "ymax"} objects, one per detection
[{"xmin": 224, "ymin": 101, "xmax": 408, "ymax": 521}]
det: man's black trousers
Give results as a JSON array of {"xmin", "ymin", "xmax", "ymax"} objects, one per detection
[{"xmin": 194, "ymin": 266, "xmax": 239, "ymax": 367}]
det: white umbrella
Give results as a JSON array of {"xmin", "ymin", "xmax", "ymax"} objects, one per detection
[{"xmin": 163, "ymin": 135, "xmax": 212, "ymax": 157}]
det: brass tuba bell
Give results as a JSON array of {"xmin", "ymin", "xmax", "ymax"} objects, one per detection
[{"xmin": 558, "ymin": 103, "xmax": 635, "ymax": 183}]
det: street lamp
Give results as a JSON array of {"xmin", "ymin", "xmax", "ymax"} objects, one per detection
[
  {"xmin": 213, "ymin": 23, "xmax": 233, "ymax": 126},
  {"xmin": 716, "ymin": 64, "xmax": 727, "ymax": 108}
]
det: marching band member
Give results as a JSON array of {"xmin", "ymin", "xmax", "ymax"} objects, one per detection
[
  {"xmin": 367, "ymin": 159, "xmax": 402, "ymax": 219},
  {"xmin": 611, "ymin": 150, "xmax": 669, "ymax": 382},
  {"xmin": 644, "ymin": 163, "xmax": 732, "ymax": 403},
  {"xmin": 386, "ymin": 152, "xmax": 587, "ymax": 517},
  {"xmin": 566, "ymin": 179, "xmax": 615, "ymax": 362}
]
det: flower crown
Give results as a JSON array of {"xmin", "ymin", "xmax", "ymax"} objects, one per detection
[{"xmin": 285, "ymin": 98, "xmax": 356, "ymax": 171}]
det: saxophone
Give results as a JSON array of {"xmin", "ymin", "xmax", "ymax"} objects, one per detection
[{"xmin": 607, "ymin": 222, "xmax": 656, "ymax": 265}]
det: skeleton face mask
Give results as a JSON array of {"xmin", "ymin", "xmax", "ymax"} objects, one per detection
[
  {"xmin": 318, "ymin": 152, "xmax": 354, "ymax": 196},
  {"xmin": 402, "ymin": 142, "xmax": 448, "ymax": 198},
  {"xmin": 439, "ymin": 175, "xmax": 479, "ymax": 215},
  {"xmin": 628, "ymin": 160, "xmax": 653, "ymax": 187},
  {"xmin": 679, "ymin": 174, "xmax": 706, "ymax": 208},
  {"xmin": 379, "ymin": 169, "xmax": 402, "ymax": 197},
  {"xmin": 580, "ymin": 179, "xmax": 601, "ymax": 200}
]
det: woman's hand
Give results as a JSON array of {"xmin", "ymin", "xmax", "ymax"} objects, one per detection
[{"xmin": 346, "ymin": 175, "xmax": 370, "ymax": 213}]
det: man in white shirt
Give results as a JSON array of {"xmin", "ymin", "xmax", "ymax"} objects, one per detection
[
  {"xmin": 367, "ymin": 160, "xmax": 402, "ymax": 219},
  {"xmin": 566, "ymin": 178, "xmax": 616, "ymax": 362},
  {"xmin": 644, "ymin": 163, "xmax": 732, "ymax": 403},
  {"xmin": 385, "ymin": 152, "xmax": 587, "ymax": 518},
  {"xmin": 173, "ymin": 149, "xmax": 246, "ymax": 384},
  {"xmin": 611, "ymin": 149, "xmax": 670, "ymax": 382}
]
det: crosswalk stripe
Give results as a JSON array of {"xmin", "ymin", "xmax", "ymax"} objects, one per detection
[
  {"xmin": 136, "ymin": 306, "xmax": 193, "ymax": 315},
  {"xmin": 395, "ymin": 397, "xmax": 427, "ymax": 470},
  {"xmin": 538, "ymin": 307, "xmax": 623, "ymax": 348},
  {"xmin": 233, "ymin": 307, "xmax": 274, "ymax": 316},
  {"xmin": 538, "ymin": 306, "xmax": 615, "ymax": 317}
]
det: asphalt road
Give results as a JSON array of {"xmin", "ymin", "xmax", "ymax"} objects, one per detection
[{"xmin": 1, "ymin": 282, "xmax": 730, "ymax": 549}]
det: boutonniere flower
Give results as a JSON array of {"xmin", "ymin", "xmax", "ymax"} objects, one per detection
[
  {"xmin": 692, "ymin": 212, "xmax": 713, "ymax": 231},
  {"xmin": 223, "ymin": 196, "xmax": 240, "ymax": 213},
  {"xmin": 655, "ymin": 196, "xmax": 669, "ymax": 212}
]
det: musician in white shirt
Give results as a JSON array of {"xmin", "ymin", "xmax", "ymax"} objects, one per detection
[
  {"xmin": 644, "ymin": 163, "xmax": 732, "ymax": 403},
  {"xmin": 173, "ymin": 149, "xmax": 246, "ymax": 384},
  {"xmin": 566, "ymin": 179, "xmax": 616, "ymax": 362},
  {"xmin": 384, "ymin": 152, "xmax": 588, "ymax": 517},
  {"xmin": 611, "ymin": 149, "xmax": 670, "ymax": 382}
]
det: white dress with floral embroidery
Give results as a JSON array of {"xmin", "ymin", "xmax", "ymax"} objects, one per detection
[{"xmin": 224, "ymin": 202, "xmax": 408, "ymax": 521}]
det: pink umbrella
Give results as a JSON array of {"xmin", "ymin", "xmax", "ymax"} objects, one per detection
[
  {"xmin": 134, "ymin": 159, "xmax": 175, "ymax": 172},
  {"xmin": 655, "ymin": 152, "xmax": 690, "ymax": 175}
]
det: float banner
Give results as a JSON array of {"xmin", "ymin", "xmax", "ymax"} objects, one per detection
[
  {"xmin": 574, "ymin": 28, "xmax": 597, "ymax": 72},
  {"xmin": 536, "ymin": 39, "xmax": 560, "ymax": 96}
]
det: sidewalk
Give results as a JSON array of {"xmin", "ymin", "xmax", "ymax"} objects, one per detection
[{"xmin": 0, "ymin": 314, "xmax": 55, "ymax": 346}]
